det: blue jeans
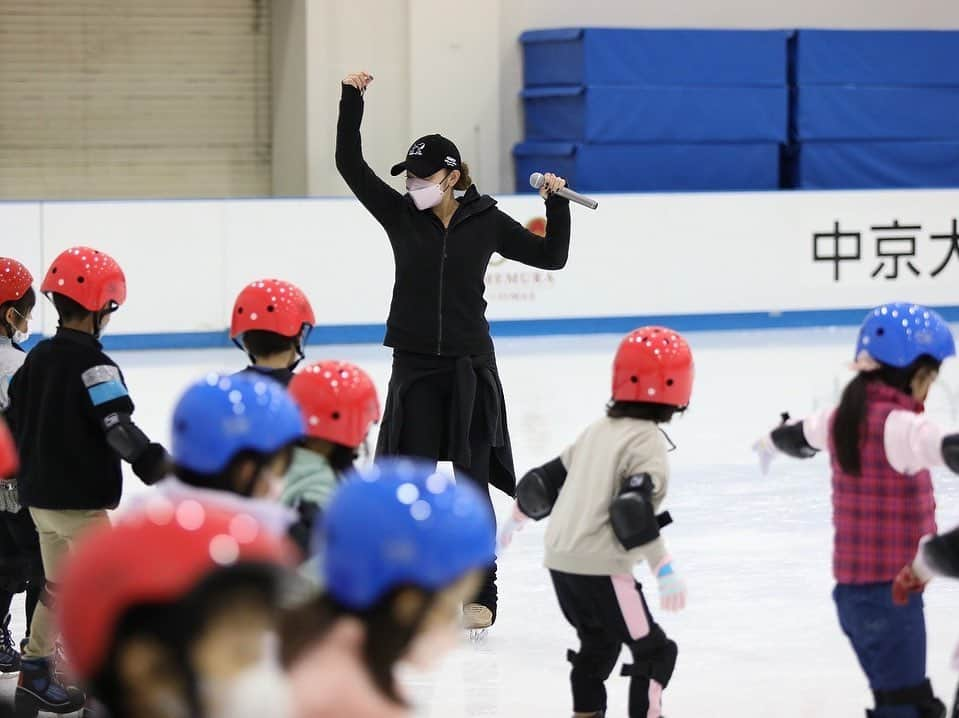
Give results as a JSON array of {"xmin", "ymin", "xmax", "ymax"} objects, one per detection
[{"xmin": 834, "ymin": 583, "xmax": 929, "ymax": 718}]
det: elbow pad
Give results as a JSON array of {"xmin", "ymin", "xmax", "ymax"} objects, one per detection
[
  {"xmin": 609, "ymin": 473, "xmax": 659, "ymax": 550},
  {"xmin": 770, "ymin": 422, "xmax": 818, "ymax": 459},
  {"xmin": 515, "ymin": 458, "xmax": 567, "ymax": 520},
  {"xmin": 942, "ymin": 434, "xmax": 959, "ymax": 475},
  {"xmin": 924, "ymin": 527, "xmax": 959, "ymax": 579},
  {"xmin": 105, "ymin": 413, "xmax": 168, "ymax": 484},
  {"xmin": 104, "ymin": 413, "xmax": 150, "ymax": 463}
]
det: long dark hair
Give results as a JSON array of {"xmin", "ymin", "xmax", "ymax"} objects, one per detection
[
  {"xmin": 280, "ymin": 588, "xmax": 432, "ymax": 706},
  {"xmin": 833, "ymin": 355, "xmax": 940, "ymax": 475}
]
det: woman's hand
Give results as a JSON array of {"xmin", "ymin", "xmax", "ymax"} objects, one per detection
[
  {"xmin": 342, "ymin": 71, "xmax": 374, "ymax": 94},
  {"xmin": 539, "ymin": 172, "xmax": 567, "ymax": 200}
]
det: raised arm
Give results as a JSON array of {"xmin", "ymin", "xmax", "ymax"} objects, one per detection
[
  {"xmin": 334, "ymin": 72, "xmax": 404, "ymax": 226},
  {"xmin": 496, "ymin": 175, "xmax": 571, "ymax": 269}
]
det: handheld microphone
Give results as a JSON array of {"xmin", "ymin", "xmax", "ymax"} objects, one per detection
[{"xmin": 529, "ymin": 173, "xmax": 598, "ymax": 210}]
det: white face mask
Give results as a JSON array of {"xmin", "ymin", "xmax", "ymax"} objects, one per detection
[
  {"xmin": 407, "ymin": 175, "xmax": 447, "ymax": 211},
  {"xmin": 12, "ymin": 329, "xmax": 29, "ymax": 345},
  {"xmin": 203, "ymin": 636, "xmax": 294, "ymax": 718}
]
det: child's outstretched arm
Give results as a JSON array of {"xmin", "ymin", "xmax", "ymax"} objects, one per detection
[
  {"xmin": 753, "ymin": 408, "xmax": 830, "ymax": 474},
  {"xmin": 497, "ymin": 457, "xmax": 566, "ymax": 552}
]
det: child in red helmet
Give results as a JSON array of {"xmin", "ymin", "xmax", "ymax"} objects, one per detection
[
  {"xmin": 0, "ymin": 257, "xmax": 44, "ymax": 675},
  {"xmin": 5, "ymin": 246, "xmax": 168, "ymax": 714},
  {"xmin": 230, "ymin": 279, "xmax": 316, "ymax": 387},
  {"xmin": 283, "ymin": 360, "xmax": 381, "ymax": 552},
  {"xmin": 55, "ymin": 500, "xmax": 298, "ymax": 718},
  {"xmin": 500, "ymin": 327, "xmax": 694, "ymax": 718}
]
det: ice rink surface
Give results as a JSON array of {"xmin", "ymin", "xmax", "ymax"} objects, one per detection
[{"xmin": 3, "ymin": 326, "xmax": 959, "ymax": 716}]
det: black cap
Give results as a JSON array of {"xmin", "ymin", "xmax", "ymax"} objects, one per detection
[{"xmin": 390, "ymin": 134, "xmax": 461, "ymax": 178}]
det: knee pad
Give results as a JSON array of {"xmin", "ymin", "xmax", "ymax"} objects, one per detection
[
  {"xmin": 568, "ymin": 646, "xmax": 620, "ymax": 682},
  {"xmin": 622, "ymin": 638, "xmax": 678, "ymax": 689},
  {"xmin": 874, "ymin": 680, "xmax": 946, "ymax": 718}
]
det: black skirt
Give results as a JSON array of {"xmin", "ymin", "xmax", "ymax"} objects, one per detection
[{"xmin": 376, "ymin": 350, "xmax": 516, "ymax": 497}]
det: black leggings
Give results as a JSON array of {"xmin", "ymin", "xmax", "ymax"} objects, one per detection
[
  {"xmin": 392, "ymin": 369, "xmax": 498, "ymax": 614},
  {"xmin": 550, "ymin": 570, "xmax": 677, "ymax": 717},
  {"xmin": 0, "ymin": 508, "xmax": 44, "ymax": 640}
]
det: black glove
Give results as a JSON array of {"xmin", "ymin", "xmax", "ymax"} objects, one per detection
[{"xmin": 132, "ymin": 443, "xmax": 169, "ymax": 485}]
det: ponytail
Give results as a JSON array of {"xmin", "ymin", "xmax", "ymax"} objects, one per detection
[
  {"xmin": 833, "ymin": 355, "xmax": 942, "ymax": 475},
  {"xmin": 833, "ymin": 372, "xmax": 873, "ymax": 476},
  {"xmin": 453, "ymin": 162, "xmax": 472, "ymax": 191}
]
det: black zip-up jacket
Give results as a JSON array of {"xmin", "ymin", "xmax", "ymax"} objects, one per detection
[
  {"xmin": 336, "ymin": 84, "xmax": 572, "ymax": 357},
  {"xmin": 6, "ymin": 328, "xmax": 159, "ymax": 510}
]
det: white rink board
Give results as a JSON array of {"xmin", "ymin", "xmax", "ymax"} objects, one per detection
[{"xmin": 3, "ymin": 189, "xmax": 959, "ymax": 341}]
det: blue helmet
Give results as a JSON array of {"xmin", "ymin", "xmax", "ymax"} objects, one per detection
[
  {"xmin": 172, "ymin": 372, "xmax": 305, "ymax": 474},
  {"xmin": 317, "ymin": 458, "xmax": 496, "ymax": 610},
  {"xmin": 855, "ymin": 303, "xmax": 956, "ymax": 369}
]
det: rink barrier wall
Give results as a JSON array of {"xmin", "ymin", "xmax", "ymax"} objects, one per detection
[
  {"xmin": 16, "ymin": 305, "xmax": 959, "ymax": 352},
  {"xmin": 6, "ymin": 188, "xmax": 959, "ymax": 350}
]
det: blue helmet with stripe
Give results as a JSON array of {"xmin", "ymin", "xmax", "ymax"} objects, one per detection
[
  {"xmin": 172, "ymin": 372, "xmax": 304, "ymax": 474},
  {"xmin": 855, "ymin": 303, "xmax": 956, "ymax": 369},
  {"xmin": 316, "ymin": 459, "xmax": 495, "ymax": 610}
]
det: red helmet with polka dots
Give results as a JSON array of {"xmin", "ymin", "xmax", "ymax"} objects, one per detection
[
  {"xmin": 0, "ymin": 418, "xmax": 18, "ymax": 479},
  {"xmin": 288, "ymin": 360, "xmax": 380, "ymax": 448},
  {"xmin": 40, "ymin": 247, "xmax": 126, "ymax": 312},
  {"xmin": 0, "ymin": 258, "xmax": 33, "ymax": 305},
  {"xmin": 611, "ymin": 326, "xmax": 694, "ymax": 408},
  {"xmin": 57, "ymin": 500, "xmax": 296, "ymax": 681},
  {"xmin": 230, "ymin": 279, "xmax": 315, "ymax": 340}
]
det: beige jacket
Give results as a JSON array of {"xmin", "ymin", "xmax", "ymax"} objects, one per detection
[{"xmin": 544, "ymin": 416, "xmax": 670, "ymax": 576}]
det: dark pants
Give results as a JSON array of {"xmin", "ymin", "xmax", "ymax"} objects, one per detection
[
  {"xmin": 551, "ymin": 570, "xmax": 677, "ymax": 717},
  {"xmin": 393, "ymin": 367, "xmax": 498, "ymax": 614},
  {"xmin": 834, "ymin": 583, "xmax": 943, "ymax": 718},
  {"xmin": 0, "ymin": 507, "xmax": 44, "ymax": 639}
]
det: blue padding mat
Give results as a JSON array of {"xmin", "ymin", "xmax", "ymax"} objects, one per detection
[
  {"xmin": 521, "ymin": 28, "xmax": 791, "ymax": 87},
  {"xmin": 513, "ymin": 141, "xmax": 782, "ymax": 193},
  {"xmin": 794, "ymin": 86, "xmax": 959, "ymax": 141},
  {"xmin": 523, "ymin": 85, "xmax": 788, "ymax": 143},
  {"xmin": 794, "ymin": 30, "xmax": 959, "ymax": 86},
  {"xmin": 793, "ymin": 141, "xmax": 959, "ymax": 189}
]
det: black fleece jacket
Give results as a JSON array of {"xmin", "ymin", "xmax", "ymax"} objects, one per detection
[{"xmin": 336, "ymin": 84, "xmax": 571, "ymax": 357}]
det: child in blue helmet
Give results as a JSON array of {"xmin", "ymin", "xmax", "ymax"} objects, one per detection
[
  {"xmin": 281, "ymin": 458, "xmax": 495, "ymax": 717},
  {"xmin": 157, "ymin": 373, "xmax": 305, "ymax": 534},
  {"xmin": 755, "ymin": 303, "xmax": 959, "ymax": 718}
]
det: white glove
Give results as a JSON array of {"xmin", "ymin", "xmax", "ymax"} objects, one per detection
[
  {"xmin": 497, "ymin": 503, "xmax": 530, "ymax": 556},
  {"xmin": 656, "ymin": 561, "xmax": 687, "ymax": 612},
  {"xmin": 752, "ymin": 433, "xmax": 778, "ymax": 476}
]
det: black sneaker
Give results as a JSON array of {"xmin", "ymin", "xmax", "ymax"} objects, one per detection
[
  {"xmin": 0, "ymin": 614, "xmax": 21, "ymax": 674},
  {"xmin": 14, "ymin": 657, "xmax": 85, "ymax": 714}
]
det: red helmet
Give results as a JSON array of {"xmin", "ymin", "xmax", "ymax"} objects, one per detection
[
  {"xmin": 57, "ymin": 499, "xmax": 295, "ymax": 680},
  {"xmin": 612, "ymin": 326, "xmax": 694, "ymax": 408},
  {"xmin": 230, "ymin": 279, "xmax": 315, "ymax": 339},
  {"xmin": 41, "ymin": 247, "xmax": 126, "ymax": 312},
  {"xmin": 0, "ymin": 258, "xmax": 33, "ymax": 305},
  {"xmin": 0, "ymin": 418, "xmax": 18, "ymax": 479},
  {"xmin": 288, "ymin": 361, "xmax": 380, "ymax": 448}
]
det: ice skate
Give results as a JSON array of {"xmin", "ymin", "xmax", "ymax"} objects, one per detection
[
  {"xmin": 14, "ymin": 656, "xmax": 85, "ymax": 715},
  {"xmin": 463, "ymin": 603, "xmax": 493, "ymax": 641},
  {"xmin": 0, "ymin": 614, "xmax": 20, "ymax": 676}
]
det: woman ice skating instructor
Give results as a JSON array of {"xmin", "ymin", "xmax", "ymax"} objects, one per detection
[{"xmin": 336, "ymin": 71, "xmax": 571, "ymax": 630}]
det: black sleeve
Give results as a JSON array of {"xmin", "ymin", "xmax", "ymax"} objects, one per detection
[
  {"xmin": 924, "ymin": 526, "xmax": 959, "ymax": 579},
  {"xmin": 495, "ymin": 194, "xmax": 571, "ymax": 270},
  {"xmin": 335, "ymin": 84, "xmax": 405, "ymax": 228},
  {"xmin": 80, "ymin": 362, "xmax": 167, "ymax": 483}
]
